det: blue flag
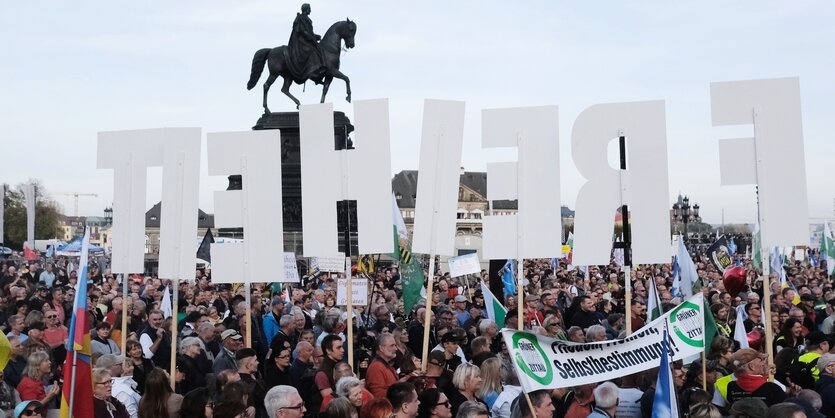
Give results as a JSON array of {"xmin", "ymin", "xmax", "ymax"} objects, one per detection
[
  {"xmin": 728, "ymin": 238, "xmax": 737, "ymax": 255},
  {"xmin": 501, "ymin": 259, "xmax": 516, "ymax": 297},
  {"xmin": 652, "ymin": 328, "xmax": 679, "ymax": 418}
]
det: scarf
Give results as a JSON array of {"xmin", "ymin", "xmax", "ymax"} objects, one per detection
[{"xmin": 736, "ymin": 373, "xmax": 767, "ymax": 393}]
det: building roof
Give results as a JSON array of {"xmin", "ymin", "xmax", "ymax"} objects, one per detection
[
  {"xmin": 145, "ymin": 202, "xmax": 214, "ymax": 228},
  {"xmin": 392, "ymin": 170, "xmax": 573, "ymax": 213}
]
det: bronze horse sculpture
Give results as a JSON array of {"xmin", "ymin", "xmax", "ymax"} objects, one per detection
[{"xmin": 247, "ymin": 19, "xmax": 357, "ymax": 113}]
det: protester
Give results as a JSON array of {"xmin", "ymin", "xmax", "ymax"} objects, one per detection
[{"xmin": 92, "ymin": 367, "xmax": 131, "ymax": 418}]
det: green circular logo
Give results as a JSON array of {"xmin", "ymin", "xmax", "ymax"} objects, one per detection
[
  {"xmin": 511, "ymin": 332, "xmax": 553, "ymax": 385},
  {"xmin": 669, "ymin": 300, "xmax": 703, "ymax": 348}
]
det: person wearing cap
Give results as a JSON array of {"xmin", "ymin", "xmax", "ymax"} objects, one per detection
[
  {"xmin": 20, "ymin": 321, "xmax": 50, "ymax": 360},
  {"xmin": 454, "ymin": 295, "xmax": 471, "ymax": 328},
  {"xmin": 263, "ymin": 297, "xmax": 286, "ymax": 346},
  {"xmin": 13, "ymin": 400, "xmax": 43, "ymax": 418},
  {"xmin": 795, "ymin": 332, "xmax": 829, "ymax": 387},
  {"xmin": 718, "ymin": 348, "xmax": 788, "ymax": 407},
  {"xmin": 814, "ymin": 353, "xmax": 835, "ymax": 416},
  {"xmin": 213, "ymin": 329, "xmax": 243, "ymax": 374}
]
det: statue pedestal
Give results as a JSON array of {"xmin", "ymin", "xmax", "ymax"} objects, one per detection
[{"xmin": 219, "ymin": 111, "xmax": 357, "ymax": 256}]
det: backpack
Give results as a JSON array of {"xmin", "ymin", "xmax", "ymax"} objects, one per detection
[{"xmin": 783, "ymin": 352, "xmax": 818, "ymax": 390}]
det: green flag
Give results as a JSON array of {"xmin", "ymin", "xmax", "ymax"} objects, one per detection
[
  {"xmin": 703, "ymin": 299, "xmax": 718, "ymax": 356},
  {"xmin": 823, "ymin": 222, "xmax": 835, "ymax": 276},
  {"xmin": 392, "ymin": 196, "xmax": 423, "ymax": 315},
  {"xmin": 647, "ymin": 280, "xmax": 663, "ymax": 321}
]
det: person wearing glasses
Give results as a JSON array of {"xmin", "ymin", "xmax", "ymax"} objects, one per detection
[
  {"xmin": 417, "ymin": 388, "xmax": 452, "ymax": 418},
  {"xmin": 13, "ymin": 400, "xmax": 42, "ymax": 418},
  {"xmin": 92, "ymin": 367, "xmax": 130, "ymax": 418},
  {"xmin": 265, "ymin": 385, "xmax": 306, "ymax": 418},
  {"xmin": 265, "ymin": 346, "xmax": 293, "ymax": 388}
]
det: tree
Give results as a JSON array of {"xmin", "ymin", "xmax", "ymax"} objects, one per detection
[{"xmin": 2, "ymin": 180, "xmax": 62, "ymax": 248}]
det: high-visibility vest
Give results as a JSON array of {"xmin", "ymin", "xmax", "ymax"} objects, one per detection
[
  {"xmin": 799, "ymin": 351, "xmax": 822, "ymax": 380},
  {"xmin": 716, "ymin": 374, "xmax": 733, "ymax": 401}
]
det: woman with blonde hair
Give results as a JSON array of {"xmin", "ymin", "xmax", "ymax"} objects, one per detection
[
  {"xmin": 17, "ymin": 351, "xmax": 60, "ymax": 407},
  {"xmin": 476, "ymin": 357, "xmax": 502, "ymax": 408},
  {"xmin": 447, "ymin": 363, "xmax": 487, "ymax": 417},
  {"xmin": 542, "ymin": 315, "xmax": 566, "ymax": 340}
]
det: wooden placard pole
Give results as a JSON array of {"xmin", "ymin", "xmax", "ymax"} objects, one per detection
[
  {"xmin": 245, "ymin": 284, "xmax": 252, "ymax": 348},
  {"xmin": 121, "ymin": 274, "xmax": 129, "ymax": 351},
  {"xmin": 420, "ymin": 261, "xmax": 434, "ymax": 373},
  {"xmin": 701, "ymin": 351, "xmax": 708, "ymax": 391},
  {"xmin": 751, "ymin": 108, "xmax": 774, "ymax": 379},
  {"xmin": 169, "ymin": 279, "xmax": 179, "ymax": 389},
  {"xmin": 616, "ymin": 134, "xmax": 634, "ymax": 335},
  {"xmin": 346, "ymin": 258, "xmax": 354, "ymax": 370}
]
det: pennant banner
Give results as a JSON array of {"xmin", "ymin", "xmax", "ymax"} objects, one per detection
[
  {"xmin": 502, "ymin": 294, "xmax": 704, "ymax": 391},
  {"xmin": 705, "ymin": 235, "xmax": 733, "ymax": 272}
]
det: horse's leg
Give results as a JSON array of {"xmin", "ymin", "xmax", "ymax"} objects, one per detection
[
  {"xmin": 280, "ymin": 76, "xmax": 301, "ymax": 110},
  {"xmin": 320, "ymin": 76, "xmax": 334, "ymax": 103},
  {"xmin": 263, "ymin": 72, "xmax": 279, "ymax": 114},
  {"xmin": 330, "ymin": 70, "xmax": 351, "ymax": 103}
]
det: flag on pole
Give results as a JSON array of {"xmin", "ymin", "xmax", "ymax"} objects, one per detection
[
  {"xmin": 703, "ymin": 300, "xmax": 718, "ymax": 357},
  {"xmin": 23, "ymin": 246, "xmax": 38, "ymax": 261},
  {"xmin": 671, "ymin": 236, "xmax": 697, "ymax": 299},
  {"xmin": 732, "ymin": 304, "xmax": 749, "ymax": 349},
  {"xmin": 647, "ymin": 280, "xmax": 663, "ymax": 321},
  {"xmin": 651, "ymin": 328, "xmax": 680, "ymax": 418},
  {"xmin": 822, "ymin": 222, "xmax": 835, "ymax": 276},
  {"xmin": 771, "ymin": 246, "xmax": 786, "ymax": 287},
  {"xmin": 357, "ymin": 254, "xmax": 375, "ymax": 274},
  {"xmin": 392, "ymin": 195, "xmax": 424, "ymax": 315},
  {"xmin": 728, "ymin": 238, "xmax": 737, "ymax": 256},
  {"xmin": 752, "ymin": 223, "xmax": 762, "ymax": 270},
  {"xmin": 196, "ymin": 228, "xmax": 214, "ymax": 264},
  {"xmin": 501, "ymin": 260, "xmax": 516, "ymax": 297},
  {"xmin": 480, "ymin": 282, "xmax": 507, "ymax": 328},
  {"xmin": 60, "ymin": 228, "xmax": 93, "ymax": 418},
  {"xmin": 160, "ymin": 286, "xmax": 173, "ymax": 319}
]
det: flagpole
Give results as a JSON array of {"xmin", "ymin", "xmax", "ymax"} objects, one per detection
[
  {"xmin": 701, "ymin": 351, "xmax": 707, "ymax": 391},
  {"xmin": 68, "ymin": 350, "xmax": 79, "ymax": 417},
  {"xmin": 346, "ymin": 256, "xmax": 354, "ymax": 370}
]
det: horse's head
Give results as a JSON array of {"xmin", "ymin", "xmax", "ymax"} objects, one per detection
[{"xmin": 341, "ymin": 18, "xmax": 356, "ymax": 49}]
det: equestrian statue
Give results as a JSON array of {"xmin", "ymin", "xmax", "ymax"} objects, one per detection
[{"xmin": 247, "ymin": 3, "xmax": 357, "ymax": 113}]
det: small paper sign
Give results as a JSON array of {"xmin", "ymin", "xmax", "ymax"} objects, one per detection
[
  {"xmin": 312, "ymin": 253, "xmax": 346, "ymax": 272},
  {"xmin": 337, "ymin": 278, "xmax": 369, "ymax": 306},
  {"xmin": 283, "ymin": 252, "xmax": 300, "ymax": 282},
  {"xmin": 447, "ymin": 253, "xmax": 481, "ymax": 278}
]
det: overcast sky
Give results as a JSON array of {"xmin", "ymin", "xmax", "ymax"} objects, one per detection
[{"xmin": 2, "ymin": 1, "xmax": 833, "ymax": 225}]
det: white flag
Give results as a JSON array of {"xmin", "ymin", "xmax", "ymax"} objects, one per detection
[
  {"xmin": 673, "ymin": 235, "xmax": 697, "ymax": 298},
  {"xmin": 160, "ymin": 285, "xmax": 173, "ymax": 319},
  {"xmin": 733, "ymin": 304, "xmax": 749, "ymax": 349}
]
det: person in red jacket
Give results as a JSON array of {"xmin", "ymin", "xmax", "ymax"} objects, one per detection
[
  {"xmin": 366, "ymin": 334, "xmax": 422, "ymax": 398},
  {"xmin": 17, "ymin": 351, "xmax": 60, "ymax": 408}
]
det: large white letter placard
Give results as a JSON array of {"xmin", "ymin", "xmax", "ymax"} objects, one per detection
[
  {"xmin": 571, "ymin": 101, "xmax": 670, "ymax": 266},
  {"xmin": 412, "ymin": 99, "xmax": 466, "ymax": 256},
  {"xmin": 300, "ymin": 101, "xmax": 393, "ymax": 257},
  {"xmin": 207, "ymin": 131, "xmax": 283, "ymax": 283},
  {"xmin": 481, "ymin": 106, "xmax": 561, "ymax": 259},
  {"xmin": 98, "ymin": 128, "xmax": 201, "ymax": 277},
  {"xmin": 710, "ymin": 77, "xmax": 809, "ymax": 247}
]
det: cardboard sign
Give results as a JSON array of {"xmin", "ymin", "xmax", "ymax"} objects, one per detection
[
  {"xmin": 312, "ymin": 254, "xmax": 346, "ymax": 272},
  {"xmin": 337, "ymin": 278, "xmax": 369, "ymax": 306},
  {"xmin": 447, "ymin": 253, "xmax": 481, "ymax": 278},
  {"xmin": 283, "ymin": 252, "xmax": 300, "ymax": 283}
]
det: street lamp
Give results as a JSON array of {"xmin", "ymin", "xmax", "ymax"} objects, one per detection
[{"xmin": 672, "ymin": 196, "xmax": 701, "ymax": 246}]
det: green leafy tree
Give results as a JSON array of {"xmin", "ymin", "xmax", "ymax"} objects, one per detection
[{"xmin": 2, "ymin": 180, "xmax": 62, "ymax": 248}]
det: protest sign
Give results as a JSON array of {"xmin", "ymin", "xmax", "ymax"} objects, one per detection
[
  {"xmin": 312, "ymin": 254, "xmax": 346, "ymax": 272},
  {"xmin": 447, "ymin": 253, "xmax": 481, "ymax": 278},
  {"xmin": 337, "ymin": 278, "xmax": 369, "ymax": 306},
  {"xmin": 503, "ymin": 294, "xmax": 704, "ymax": 391},
  {"xmin": 283, "ymin": 252, "xmax": 300, "ymax": 282}
]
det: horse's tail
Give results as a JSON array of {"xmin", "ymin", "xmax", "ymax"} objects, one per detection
[{"xmin": 247, "ymin": 48, "xmax": 271, "ymax": 90}]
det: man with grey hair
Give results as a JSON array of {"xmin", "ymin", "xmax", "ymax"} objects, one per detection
[
  {"xmin": 585, "ymin": 325, "xmax": 608, "ymax": 342},
  {"xmin": 589, "ymin": 382, "xmax": 619, "ymax": 418},
  {"xmin": 265, "ymin": 385, "xmax": 306, "ymax": 418},
  {"xmin": 816, "ymin": 352, "xmax": 835, "ymax": 416},
  {"xmin": 270, "ymin": 312, "xmax": 297, "ymax": 358},
  {"xmin": 456, "ymin": 400, "xmax": 489, "ymax": 418}
]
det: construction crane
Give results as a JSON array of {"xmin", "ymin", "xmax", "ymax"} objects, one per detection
[{"xmin": 57, "ymin": 192, "xmax": 98, "ymax": 216}]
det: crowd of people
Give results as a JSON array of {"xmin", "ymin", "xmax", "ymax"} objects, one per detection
[{"xmin": 0, "ymin": 238, "xmax": 831, "ymax": 418}]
